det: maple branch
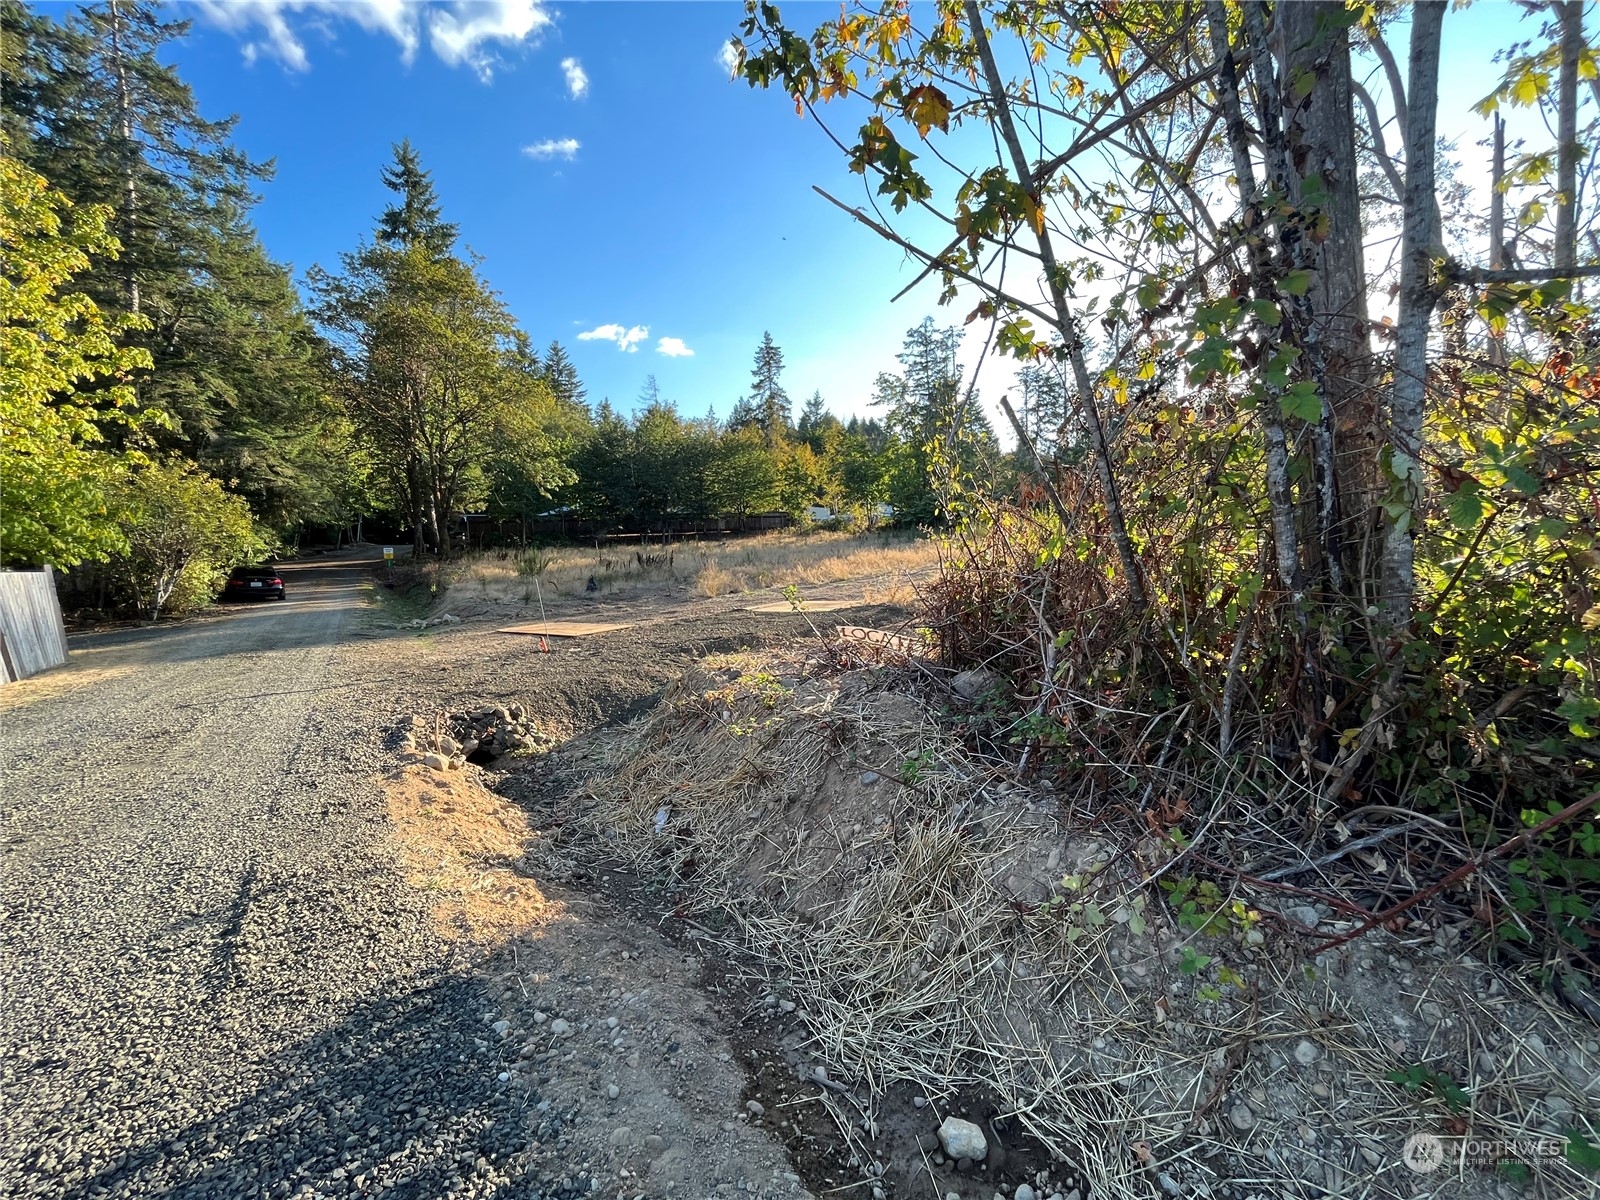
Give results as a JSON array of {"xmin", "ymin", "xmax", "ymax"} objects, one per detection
[{"xmin": 810, "ymin": 186, "xmax": 1060, "ymax": 331}]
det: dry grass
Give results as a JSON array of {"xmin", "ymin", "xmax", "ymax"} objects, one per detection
[
  {"xmin": 384, "ymin": 765, "xmax": 560, "ymax": 943},
  {"xmin": 0, "ymin": 664, "xmax": 135, "ymax": 710},
  {"xmin": 445, "ymin": 530, "xmax": 940, "ymax": 611},
  {"xmin": 559, "ymin": 654, "xmax": 1600, "ymax": 1200}
]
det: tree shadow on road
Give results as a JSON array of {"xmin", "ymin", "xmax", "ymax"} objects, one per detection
[{"xmin": 61, "ymin": 954, "xmax": 589, "ymax": 1200}]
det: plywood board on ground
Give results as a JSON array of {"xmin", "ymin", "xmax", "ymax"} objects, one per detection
[
  {"xmin": 746, "ymin": 599, "xmax": 861, "ymax": 614},
  {"xmin": 496, "ymin": 621, "xmax": 632, "ymax": 637}
]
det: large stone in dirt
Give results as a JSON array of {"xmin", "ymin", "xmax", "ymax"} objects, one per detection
[
  {"xmin": 422, "ymin": 753, "xmax": 448, "ymax": 771},
  {"xmin": 937, "ymin": 1116, "xmax": 987, "ymax": 1161},
  {"xmin": 951, "ymin": 669, "xmax": 1002, "ymax": 702}
]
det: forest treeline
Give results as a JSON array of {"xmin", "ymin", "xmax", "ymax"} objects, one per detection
[{"xmin": 0, "ymin": 0, "xmax": 1029, "ymax": 618}]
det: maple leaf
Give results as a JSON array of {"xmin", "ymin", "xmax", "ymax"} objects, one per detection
[{"xmin": 902, "ymin": 84, "xmax": 952, "ymax": 137}]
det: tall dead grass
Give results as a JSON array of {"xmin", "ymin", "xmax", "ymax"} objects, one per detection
[{"xmin": 446, "ymin": 530, "xmax": 939, "ymax": 609}]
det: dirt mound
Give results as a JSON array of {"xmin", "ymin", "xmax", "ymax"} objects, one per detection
[{"xmin": 561, "ymin": 652, "xmax": 1600, "ymax": 1200}]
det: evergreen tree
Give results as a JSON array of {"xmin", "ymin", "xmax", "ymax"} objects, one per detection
[
  {"xmin": 797, "ymin": 391, "xmax": 826, "ymax": 438},
  {"xmin": 1016, "ymin": 360, "xmax": 1068, "ymax": 457},
  {"xmin": 725, "ymin": 395, "xmax": 758, "ymax": 432},
  {"xmin": 2, "ymin": 1, "xmax": 346, "ymax": 535},
  {"xmin": 796, "ymin": 389, "xmax": 845, "ymax": 455},
  {"xmin": 541, "ymin": 339, "xmax": 586, "ymax": 408},
  {"xmin": 876, "ymin": 319, "xmax": 1000, "ymax": 523},
  {"xmin": 570, "ymin": 400, "xmax": 636, "ymax": 523},
  {"xmin": 638, "ymin": 374, "xmax": 662, "ymax": 409},
  {"xmin": 312, "ymin": 148, "xmax": 540, "ymax": 555},
  {"xmin": 705, "ymin": 427, "xmax": 779, "ymax": 515},
  {"xmin": 748, "ymin": 330, "xmax": 790, "ymax": 447},
  {"xmin": 377, "ymin": 138, "xmax": 457, "ymax": 256}
]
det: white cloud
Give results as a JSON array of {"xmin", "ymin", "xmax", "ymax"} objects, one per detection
[
  {"xmin": 578, "ymin": 323, "xmax": 649, "ymax": 352},
  {"xmin": 717, "ymin": 40, "xmax": 741, "ymax": 79},
  {"xmin": 194, "ymin": 0, "xmax": 548, "ymax": 79},
  {"xmin": 561, "ymin": 56, "xmax": 588, "ymax": 99},
  {"xmin": 429, "ymin": 1, "xmax": 551, "ymax": 80},
  {"xmin": 655, "ymin": 337, "xmax": 694, "ymax": 358},
  {"xmin": 523, "ymin": 137, "xmax": 580, "ymax": 161}
]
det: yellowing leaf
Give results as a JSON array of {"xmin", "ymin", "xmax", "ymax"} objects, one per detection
[
  {"xmin": 1021, "ymin": 191, "xmax": 1045, "ymax": 235},
  {"xmin": 902, "ymin": 84, "xmax": 952, "ymax": 137}
]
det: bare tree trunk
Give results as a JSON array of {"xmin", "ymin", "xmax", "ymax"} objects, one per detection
[
  {"xmin": 1490, "ymin": 114, "xmax": 1506, "ymax": 270},
  {"xmin": 1381, "ymin": 0, "xmax": 1446, "ymax": 631},
  {"xmin": 1490, "ymin": 114, "xmax": 1509, "ymax": 369},
  {"xmin": 107, "ymin": 0, "xmax": 140, "ymax": 315},
  {"xmin": 1279, "ymin": 0, "xmax": 1374, "ymax": 593},
  {"xmin": 1555, "ymin": 0, "xmax": 1583, "ymax": 271},
  {"xmin": 1240, "ymin": 1, "xmax": 1345, "ymax": 597},
  {"xmin": 1205, "ymin": 2, "xmax": 1304, "ymax": 599},
  {"xmin": 964, "ymin": 0, "xmax": 1147, "ymax": 609}
]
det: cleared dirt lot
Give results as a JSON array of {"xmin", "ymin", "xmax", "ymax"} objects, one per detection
[{"xmin": 0, "ymin": 547, "xmax": 910, "ymax": 1200}]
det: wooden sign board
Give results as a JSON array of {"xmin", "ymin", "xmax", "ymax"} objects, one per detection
[
  {"xmin": 835, "ymin": 624, "xmax": 932, "ymax": 661},
  {"xmin": 746, "ymin": 599, "xmax": 861, "ymax": 614},
  {"xmin": 497, "ymin": 621, "xmax": 632, "ymax": 638}
]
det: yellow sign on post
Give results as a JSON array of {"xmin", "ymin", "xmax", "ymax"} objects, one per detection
[{"xmin": 383, "ymin": 546, "xmax": 395, "ymax": 563}]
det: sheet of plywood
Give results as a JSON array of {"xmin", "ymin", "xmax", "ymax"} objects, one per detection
[
  {"xmin": 745, "ymin": 599, "xmax": 861, "ymax": 614},
  {"xmin": 496, "ymin": 620, "xmax": 632, "ymax": 637}
]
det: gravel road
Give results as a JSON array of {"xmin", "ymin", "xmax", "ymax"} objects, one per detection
[{"xmin": 0, "ymin": 550, "xmax": 818, "ymax": 1200}]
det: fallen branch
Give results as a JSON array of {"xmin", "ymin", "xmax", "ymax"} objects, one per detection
[{"xmin": 1311, "ymin": 788, "xmax": 1600, "ymax": 954}]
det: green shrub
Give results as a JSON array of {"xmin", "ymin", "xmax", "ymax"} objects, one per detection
[{"xmin": 110, "ymin": 460, "xmax": 266, "ymax": 618}]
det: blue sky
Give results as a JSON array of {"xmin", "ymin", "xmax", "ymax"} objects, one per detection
[
  {"xmin": 161, "ymin": 0, "xmax": 1552, "ymax": 430},
  {"xmin": 172, "ymin": 0, "xmax": 956, "ymax": 425}
]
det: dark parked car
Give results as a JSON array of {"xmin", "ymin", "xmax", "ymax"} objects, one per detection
[{"xmin": 223, "ymin": 565, "xmax": 286, "ymax": 601}]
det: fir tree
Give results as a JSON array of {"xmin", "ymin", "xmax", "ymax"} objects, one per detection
[
  {"xmin": 3, "ymin": 0, "xmax": 346, "ymax": 534},
  {"xmin": 541, "ymin": 339, "xmax": 586, "ymax": 408},
  {"xmin": 377, "ymin": 138, "xmax": 457, "ymax": 257},
  {"xmin": 797, "ymin": 391, "xmax": 826, "ymax": 438},
  {"xmin": 748, "ymin": 330, "xmax": 790, "ymax": 447}
]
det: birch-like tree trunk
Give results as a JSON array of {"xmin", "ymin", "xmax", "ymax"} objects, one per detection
[
  {"xmin": 1279, "ymin": 1, "xmax": 1374, "ymax": 591},
  {"xmin": 1381, "ymin": 1, "xmax": 1446, "ymax": 629},
  {"xmin": 1554, "ymin": 0, "xmax": 1583, "ymax": 271},
  {"xmin": 1205, "ymin": 2, "xmax": 1305, "ymax": 599}
]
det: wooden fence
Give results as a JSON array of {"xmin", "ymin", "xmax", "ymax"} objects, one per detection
[{"xmin": 0, "ymin": 569, "xmax": 69, "ymax": 683}]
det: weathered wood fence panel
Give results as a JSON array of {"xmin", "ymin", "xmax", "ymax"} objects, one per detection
[{"xmin": 0, "ymin": 569, "xmax": 69, "ymax": 683}]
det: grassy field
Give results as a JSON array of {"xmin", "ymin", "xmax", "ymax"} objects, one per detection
[{"xmin": 444, "ymin": 529, "xmax": 938, "ymax": 611}]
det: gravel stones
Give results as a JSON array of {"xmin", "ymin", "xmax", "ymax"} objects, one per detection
[
  {"xmin": 1015, "ymin": 1186, "xmax": 1038, "ymax": 1200},
  {"xmin": 0, "ymin": 565, "xmax": 576, "ymax": 1200},
  {"xmin": 549, "ymin": 1018, "xmax": 572, "ymax": 1037},
  {"xmin": 937, "ymin": 1116, "xmax": 988, "ymax": 1161},
  {"xmin": 1294, "ymin": 1038, "xmax": 1321, "ymax": 1066},
  {"xmin": 1229, "ymin": 1103, "xmax": 1257, "ymax": 1132}
]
